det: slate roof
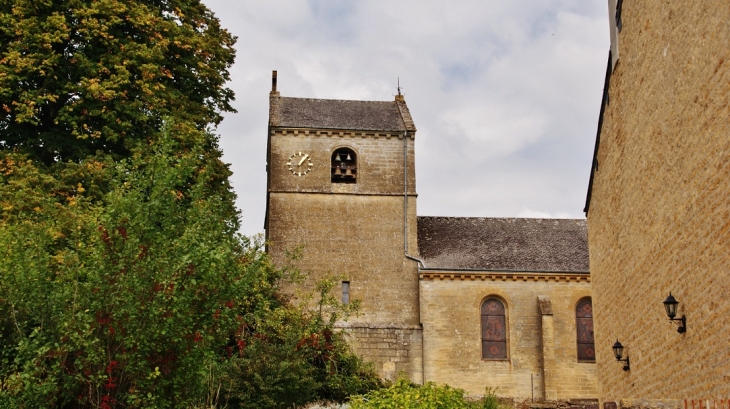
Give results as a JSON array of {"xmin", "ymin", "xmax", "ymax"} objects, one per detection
[
  {"xmin": 273, "ymin": 97, "xmax": 408, "ymax": 131},
  {"xmin": 417, "ymin": 217, "xmax": 589, "ymax": 272}
]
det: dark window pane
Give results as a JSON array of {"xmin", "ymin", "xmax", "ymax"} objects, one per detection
[
  {"xmin": 578, "ymin": 343, "xmax": 596, "ymax": 361},
  {"xmin": 576, "ymin": 298, "xmax": 595, "ymax": 361},
  {"xmin": 481, "ymin": 298, "xmax": 507, "ymax": 360},
  {"xmin": 576, "ymin": 299, "xmax": 593, "ymax": 318},
  {"xmin": 482, "ymin": 316, "xmax": 506, "ymax": 341},
  {"xmin": 577, "ymin": 318, "xmax": 594, "ymax": 343},
  {"xmin": 481, "ymin": 299, "xmax": 505, "ymax": 315},
  {"xmin": 342, "ymin": 281, "xmax": 350, "ymax": 304},
  {"xmin": 482, "ymin": 341, "xmax": 507, "ymax": 359}
]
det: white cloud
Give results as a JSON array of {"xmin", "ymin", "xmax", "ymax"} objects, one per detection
[
  {"xmin": 516, "ymin": 209, "xmax": 576, "ymax": 219},
  {"xmin": 204, "ymin": 0, "xmax": 610, "ymax": 235}
]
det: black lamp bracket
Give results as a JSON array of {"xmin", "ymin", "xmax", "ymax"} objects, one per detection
[
  {"xmin": 619, "ymin": 356, "xmax": 630, "ymax": 371},
  {"xmin": 669, "ymin": 314, "xmax": 687, "ymax": 334},
  {"xmin": 614, "ymin": 355, "xmax": 630, "ymax": 371}
]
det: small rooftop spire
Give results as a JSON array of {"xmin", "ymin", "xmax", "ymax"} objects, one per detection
[{"xmin": 395, "ymin": 77, "xmax": 405, "ymax": 101}]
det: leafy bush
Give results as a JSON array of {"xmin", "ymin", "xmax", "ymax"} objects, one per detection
[
  {"xmin": 350, "ymin": 380, "xmax": 504, "ymax": 409},
  {"xmin": 220, "ymin": 276, "xmax": 384, "ymax": 408},
  {"xmin": 481, "ymin": 388, "xmax": 501, "ymax": 409},
  {"xmin": 350, "ymin": 379, "xmax": 470, "ymax": 409},
  {"xmin": 0, "ymin": 130, "xmax": 382, "ymax": 408}
]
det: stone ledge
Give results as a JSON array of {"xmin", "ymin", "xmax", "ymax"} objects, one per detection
[
  {"xmin": 420, "ymin": 271, "xmax": 590, "ymax": 282},
  {"xmin": 618, "ymin": 399, "xmax": 682, "ymax": 409},
  {"xmin": 335, "ymin": 323, "xmax": 422, "ymax": 331},
  {"xmin": 271, "ymin": 128, "xmax": 415, "ymax": 140}
]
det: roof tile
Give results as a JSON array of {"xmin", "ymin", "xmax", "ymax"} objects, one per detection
[
  {"xmin": 271, "ymin": 96, "xmax": 409, "ymax": 131},
  {"xmin": 417, "ymin": 217, "xmax": 589, "ymax": 272}
]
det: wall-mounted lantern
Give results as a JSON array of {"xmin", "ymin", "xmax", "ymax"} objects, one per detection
[
  {"xmin": 612, "ymin": 340, "xmax": 630, "ymax": 371},
  {"xmin": 662, "ymin": 292, "xmax": 687, "ymax": 334}
]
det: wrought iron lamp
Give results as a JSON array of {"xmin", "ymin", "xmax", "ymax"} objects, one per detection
[
  {"xmin": 612, "ymin": 340, "xmax": 630, "ymax": 371},
  {"xmin": 662, "ymin": 292, "xmax": 687, "ymax": 333}
]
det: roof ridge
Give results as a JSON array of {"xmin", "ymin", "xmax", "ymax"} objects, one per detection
[{"xmin": 279, "ymin": 96, "xmax": 396, "ymax": 104}]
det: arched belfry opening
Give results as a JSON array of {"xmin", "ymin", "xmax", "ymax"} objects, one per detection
[{"xmin": 331, "ymin": 147, "xmax": 357, "ymax": 183}]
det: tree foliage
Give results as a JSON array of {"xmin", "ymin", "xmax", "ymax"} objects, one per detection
[
  {"xmin": 0, "ymin": 132, "xmax": 382, "ymax": 408},
  {"xmin": 0, "ymin": 134, "xmax": 244, "ymax": 408},
  {"xmin": 0, "ymin": 0, "xmax": 236, "ymax": 164},
  {"xmin": 220, "ymin": 276, "xmax": 383, "ymax": 409},
  {"xmin": 0, "ymin": 1, "xmax": 385, "ymax": 406}
]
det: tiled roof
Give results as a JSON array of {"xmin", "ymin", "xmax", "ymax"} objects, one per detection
[
  {"xmin": 417, "ymin": 217, "xmax": 589, "ymax": 272},
  {"xmin": 272, "ymin": 96, "xmax": 412, "ymax": 131}
]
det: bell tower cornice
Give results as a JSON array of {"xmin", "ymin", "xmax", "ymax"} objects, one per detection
[{"xmin": 269, "ymin": 127, "xmax": 414, "ymax": 140}]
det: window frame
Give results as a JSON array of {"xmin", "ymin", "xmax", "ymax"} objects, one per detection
[
  {"xmin": 342, "ymin": 281, "xmax": 350, "ymax": 304},
  {"xmin": 576, "ymin": 297, "xmax": 596, "ymax": 363},
  {"xmin": 480, "ymin": 297, "xmax": 509, "ymax": 361}
]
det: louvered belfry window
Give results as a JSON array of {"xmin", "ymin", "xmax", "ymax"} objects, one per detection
[
  {"xmin": 576, "ymin": 297, "xmax": 596, "ymax": 362},
  {"xmin": 331, "ymin": 148, "xmax": 357, "ymax": 183},
  {"xmin": 481, "ymin": 298, "xmax": 507, "ymax": 360}
]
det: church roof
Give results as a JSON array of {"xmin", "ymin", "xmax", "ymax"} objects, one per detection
[
  {"xmin": 417, "ymin": 217, "xmax": 589, "ymax": 273},
  {"xmin": 271, "ymin": 96, "xmax": 415, "ymax": 132}
]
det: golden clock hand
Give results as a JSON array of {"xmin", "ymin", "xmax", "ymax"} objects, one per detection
[{"xmin": 298, "ymin": 154, "xmax": 309, "ymax": 166}]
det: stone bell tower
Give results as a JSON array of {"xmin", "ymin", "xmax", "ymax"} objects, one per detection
[{"xmin": 265, "ymin": 71, "xmax": 422, "ymax": 382}]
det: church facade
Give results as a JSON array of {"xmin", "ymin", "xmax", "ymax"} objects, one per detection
[{"xmin": 265, "ymin": 72, "xmax": 597, "ymax": 401}]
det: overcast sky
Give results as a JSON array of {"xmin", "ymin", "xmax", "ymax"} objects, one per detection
[{"xmin": 202, "ymin": 0, "xmax": 610, "ymax": 236}]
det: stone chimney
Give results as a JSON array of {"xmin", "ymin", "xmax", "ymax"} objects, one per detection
[{"xmin": 269, "ymin": 70, "xmax": 280, "ymax": 126}]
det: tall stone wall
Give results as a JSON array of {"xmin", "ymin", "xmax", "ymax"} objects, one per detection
[
  {"xmin": 266, "ymin": 128, "xmax": 422, "ymax": 380},
  {"xmin": 587, "ymin": 0, "xmax": 730, "ymax": 404},
  {"xmin": 419, "ymin": 272, "xmax": 596, "ymax": 399},
  {"xmin": 268, "ymin": 193, "xmax": 419, "ymax": 326}
]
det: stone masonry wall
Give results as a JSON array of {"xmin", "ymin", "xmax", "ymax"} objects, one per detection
[
  {"xmin": 267, "ymin": 130, "xmax": 416, "ymax": 197},
  {"xmin": 340, "ymin": 325, "xmax": 423, "ymax": 383},
  {"xmin": 266, "ymin": 128, "xmax": 422, "ymax": 380},
  {"xmin": 420, "ymin": 274, "xmax": 596, "ymax": 399},
  {"xmin": 268, "ymin": 193, "xmax": 419, "ymax": 326},
  {"xmin": 587, "ymin": 0, "xmax": 730, "ymax": 404}
]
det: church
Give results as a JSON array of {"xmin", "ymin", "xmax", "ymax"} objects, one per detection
[{"xmin": 264, "ymin": 71, "xmax": 597, "ymax": 402}]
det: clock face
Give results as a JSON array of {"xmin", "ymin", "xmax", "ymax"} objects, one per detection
[{"xmin": 287, "ymin": 152, "xmax": 313, "ymax": 176}]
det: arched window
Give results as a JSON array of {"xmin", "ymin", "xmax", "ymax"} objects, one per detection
[
  {"xmin": 576, "ymin": 297, "xmax": 595, "ymax": 362},
  {"xmin": 331, "ymin": 148, "xmax": 357, "ymax": 183},
  {"xmin": 481, "ymin": 298, "xmax": 507, "ymax": 360}
]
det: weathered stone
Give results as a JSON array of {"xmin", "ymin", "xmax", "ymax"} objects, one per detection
[{"xmin": 587, "ymin": 0, "xmax": 730, "ymax": 405}]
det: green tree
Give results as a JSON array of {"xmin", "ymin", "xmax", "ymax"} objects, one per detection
[
  {"xmin": 0, "ymin": 0, "xmax": 236, "ymax": 164},
  {"xmin": 0, "ymin": 132, "xmax": 248, "ymax": 408},
  {"xmin": 0, "ymin": 4, "xmax": 385, "ymax": 403},
  {"xmin": 0, "ymin": 131, "xmax": 382, "ymax": 408}
]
